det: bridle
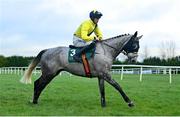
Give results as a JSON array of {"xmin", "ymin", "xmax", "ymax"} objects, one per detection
[
  {"xmin": 101, "ymin": 42, "xmax": 119, "ymax": 51},
  {"xmin": 102, "ymin": 41, "xmax": 138, "ymax": 61}
]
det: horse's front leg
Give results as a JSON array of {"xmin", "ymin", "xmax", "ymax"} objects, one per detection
[
  {"xmin": 103, "ymin": 73, "xmax": 134, "ymax": 107},
  {"xmin": 98, "ymin": 77, "xmax": 106, "ymax": 107}
]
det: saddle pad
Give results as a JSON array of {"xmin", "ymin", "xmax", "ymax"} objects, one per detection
[{"xmin": 68, "ymin": 47, "xmax": 95, "ymax": 63}]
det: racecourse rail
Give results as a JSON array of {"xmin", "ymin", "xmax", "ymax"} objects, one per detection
[{"xmin": 0, "ymin": 65, "xmax": 180, "ymax": 84}]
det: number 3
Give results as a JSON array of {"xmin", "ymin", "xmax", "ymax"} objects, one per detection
[{"xmin": 70, "ymin": 49, "xmax": 76, "ymax": 56}]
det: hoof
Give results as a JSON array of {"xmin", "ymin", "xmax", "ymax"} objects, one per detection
[
  {"xmin": 128, "ymin": 101, "xmax": 134, "ymax": 107},
  {"xmin": 30, "ymin": 100, "xmax": 38, "ymax": 104},
  {"xmin": 33, "ymin": 101, "xmax": 38, "ymax": 104},
  {"xmin": 101, "ymin": 99, "xmax": 106, "ymax": 108},
  {"xmin": 101, "ymin": 103, "xmax": 106, "ymax": 108}
]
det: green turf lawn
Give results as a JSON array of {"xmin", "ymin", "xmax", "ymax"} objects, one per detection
[{"xmin": 0, "ymin": 73, "xmax": 180, "ymax": 116}]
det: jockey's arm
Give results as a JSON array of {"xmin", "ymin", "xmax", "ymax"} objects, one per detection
[{"xmin": 94, "ymin": 27, "xmax": 103, "ymax": 40}]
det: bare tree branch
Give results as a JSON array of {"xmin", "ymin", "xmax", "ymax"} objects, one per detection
[
  {"xmin": 159, "ymin": 40, "xmax": 176, "ymax": 59},
  {"xmin": 143, "ymin": 45, "xmax": 149, "ymax": 59}
]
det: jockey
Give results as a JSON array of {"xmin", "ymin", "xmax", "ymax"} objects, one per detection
[{"xmin": 73, "ymin": 10, "xmax": 103, "ymax": 62}]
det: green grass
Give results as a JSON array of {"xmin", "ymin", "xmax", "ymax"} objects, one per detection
[{"xmin": 0, "ymin": 73, "xmax": 180, "ymax": 116}]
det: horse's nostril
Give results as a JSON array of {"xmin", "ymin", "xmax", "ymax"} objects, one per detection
[
  {"xmin": 131, "ymin": 60, "xmax": 136, "ymax": 63},
  {"xmin": 128, "ymin": 59, "xmax": 137, "ymax": 63}
]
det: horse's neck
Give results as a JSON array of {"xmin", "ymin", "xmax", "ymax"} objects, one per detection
[{"xmin": 101, "ymin": 36, "xmax": 131, "ymax": 59}]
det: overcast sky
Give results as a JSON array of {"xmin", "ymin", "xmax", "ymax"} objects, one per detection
[{"xmin": 0, "ymin": 0, "xmax": 180, "ymax": 60}]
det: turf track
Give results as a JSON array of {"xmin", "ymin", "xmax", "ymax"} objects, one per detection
[{"xmin": 0, "ymin": 74, "xmax": 180, "ymax": 116}]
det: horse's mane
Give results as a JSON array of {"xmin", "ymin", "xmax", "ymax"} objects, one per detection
[{"xmin": 103, "ymin": 33, "xmax": 130, "ymax": 41}]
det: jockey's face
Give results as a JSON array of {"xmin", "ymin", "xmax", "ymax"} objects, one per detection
[{"xmin": 93, "ymin": 18, "xmax": 99, "ymax": 24}]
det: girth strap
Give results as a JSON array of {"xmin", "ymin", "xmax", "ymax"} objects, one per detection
[{"xmin": 82, "ymin": 53, "xmax": 92, "ymax": 77}]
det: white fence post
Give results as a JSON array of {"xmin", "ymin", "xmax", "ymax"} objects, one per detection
[
  {"xmin": 140, "ymin": 67, "xmax": 143, "ymax": 82},
  {"xmin": 121, "ymin": 66, "xmax": 124, "ymax": 80},
  {"xmin": 169, "ymin": 68, "xmax": 172, "ymax": 84}
]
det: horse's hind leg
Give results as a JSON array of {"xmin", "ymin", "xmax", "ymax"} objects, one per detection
[
  {"xmin": 33, "ymin": 70, "xmax": 61, "ymax": 104},
  {"xmin": 101, "ymin": 73, "xmax": 134, "ymax": 107},
  {"xmin": 33, "ymin": 75, "xmax": 53, "ymax": 104}
]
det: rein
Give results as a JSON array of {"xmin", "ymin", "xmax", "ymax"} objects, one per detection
[
  {"xmin": 101, "ymin": 42, "xmax": 119, "ymax": 51},
  {"xmin": 100, "ymin": 34, "xmax": 130, "ymax": 51}
]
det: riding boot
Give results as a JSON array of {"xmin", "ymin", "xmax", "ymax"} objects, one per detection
[{"xmin": 73, "ymin": 42, "xmax": 96, "ymax": 63}]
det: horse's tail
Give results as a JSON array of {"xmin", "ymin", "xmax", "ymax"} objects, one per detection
[{"xmin": 20, "ymin": 49, "xmax": 47, "ymax": 84}]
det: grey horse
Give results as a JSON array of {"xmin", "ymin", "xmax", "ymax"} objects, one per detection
[{"xmin": 20, "ymin": 31, "xmax": 142, "ymax": 107}]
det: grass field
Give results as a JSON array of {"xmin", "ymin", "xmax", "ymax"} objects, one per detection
[{"xmin": 0, "ymin": 73, "xmax": 180, "ymax": 116}]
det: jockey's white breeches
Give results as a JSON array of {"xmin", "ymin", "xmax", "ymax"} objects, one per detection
[{"xmin": 73, "ymin": 35, "xmax": 92, "ymax": 47}]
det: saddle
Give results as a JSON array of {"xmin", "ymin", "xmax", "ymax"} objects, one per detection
[
  {"xmin": 68, "ymin": 45, "xmax": 96, "ymax": 78},
  {"xmin": 68, "ymin": 45, "xmax": 96, "ymax": 63}
]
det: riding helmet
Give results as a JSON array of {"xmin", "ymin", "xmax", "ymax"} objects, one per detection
[{"xmin": 89, "ymin": 10, "xmax": 103, "ymax": 20}]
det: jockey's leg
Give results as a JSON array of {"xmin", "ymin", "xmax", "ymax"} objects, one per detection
[{"xmin": 73, "ymin": 41, "xmax": 96, "ymax": 62}]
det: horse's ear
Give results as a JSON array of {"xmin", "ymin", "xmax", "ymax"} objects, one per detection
[
  {"xmin": 134, "ymin": 31, "xmax": 138, "ymax": 37},
  {"xmin": 137, "ymin": 35, "xmax": 143, "ymax": 40}
]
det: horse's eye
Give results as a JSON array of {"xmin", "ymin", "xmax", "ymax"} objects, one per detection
[{"xmin": 132, "ymin": 44, "xmax": 137, "ymax": 49}]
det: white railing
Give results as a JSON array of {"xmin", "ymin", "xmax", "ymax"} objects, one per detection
[
  {"xmin": 112, "ymin": 65, "xmax": 180, "ymax": 84},
  {"xmin": 1, "ymin": 65, "xmax": 180, "ymax": 84},
  {"xmin": 0, "ymin": 67, "xmax": 71, "ymax": 76},
  {"xmin": 0, "ymin": 67, "xmax": 40, "ymax": 75}
]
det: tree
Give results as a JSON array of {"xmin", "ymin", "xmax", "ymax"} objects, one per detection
[
  {"xmin": 142, "ymin": 45, "xmax": 150, "ymax": 59},
  {"xmin": 166, "ymin": 40, "xmax": 176, "ymax": 59},
  {"xmin": 159, "ymin": 41, "xmax": 166, "ymax": 59},
  {"xmin": 6, "ymin": 56, "xmax": 33, "ymax": 67},
  {"xmin": 159, "ymin": 40, "xmax": 176, "ymax": 59},
  {"xmin": 143, "ymin": 57, "xmax": 161, "ymax": 65},
  {"xmin": 0, "ymin": 55, "xmax": 7, "ymax": 67}
]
